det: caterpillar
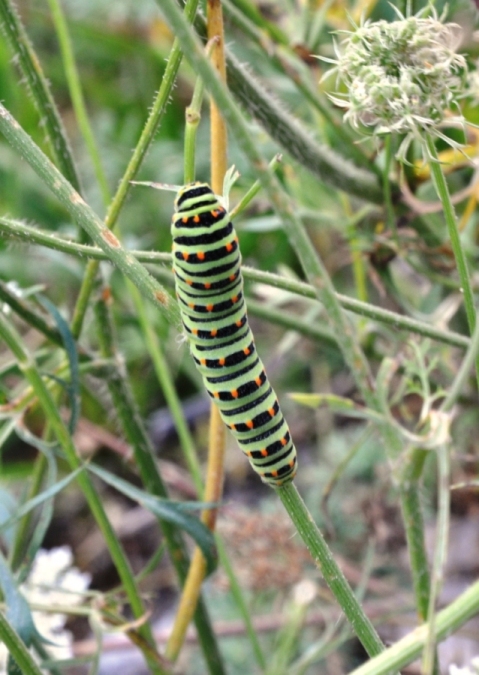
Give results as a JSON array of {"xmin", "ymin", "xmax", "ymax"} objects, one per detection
[{"xmin": 171, "ymin": 182, "xmax": 297, "ymax": 487}]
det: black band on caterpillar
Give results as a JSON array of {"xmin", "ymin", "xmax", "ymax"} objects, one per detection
[{"xmin": 172, "ymin": 182, "xmax": 297, "ymax": 487}]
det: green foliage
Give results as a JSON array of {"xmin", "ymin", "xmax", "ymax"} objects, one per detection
[{"xmin": 0, "ymin": 0, "xmax": 478, "ymax": 673}]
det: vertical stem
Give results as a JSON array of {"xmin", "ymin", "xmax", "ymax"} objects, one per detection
[
  {"xmin": 425, "ymin": 136, "xmax": 479, "ymax": 388},
  {"xmin": 399, "ymin": 448, "xmax": 430, "ymax": 621},
  {"xmin": 166, "ymin": 0, "xmax": 229, "ymax": 660},
  {"xmin": 422, "ymin": 440, "xmax": 450, "ymax": 675},
  {"xmin": 0, "ymin": 313, "xmax": 165, "ymax": 674},
  {"xmin": 208, "ymin": 0, "xmax": 228, "ymax": 188},
  {"xmin": 277, "ymin": 483, "xmax": 384, "ymax": 657}
]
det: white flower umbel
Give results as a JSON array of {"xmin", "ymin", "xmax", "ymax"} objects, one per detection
[
  {"xmin": 325, "ymin": 8, "xmax": 468, "ymax": 155},
  {"xmin": 0, "ymin": 547, "xmax": 91, "ymax": 673}
]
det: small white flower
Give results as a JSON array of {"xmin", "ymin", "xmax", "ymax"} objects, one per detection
[
  {"xmin": 325, "ymin": 9, "xmax": 468, "ymax": 142},
  {"xmin": 0, "ymin": 547, "xmax": 90, "ymax": 673}
]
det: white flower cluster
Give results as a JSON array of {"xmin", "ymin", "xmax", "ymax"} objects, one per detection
[
  {"xmin": 0, "ymin": 547, "xmax": 90, "ymax": 673},
  {"xmin": 449, "ymin": 658, "xmax": 479, "ymax": 675},
  {"xmin": 329, "ymin": 12, "xmax": 468, "ymax": 135}
]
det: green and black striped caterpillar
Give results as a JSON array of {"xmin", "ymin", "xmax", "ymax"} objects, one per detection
[{"xmin": 172, "ymin": 182, "xmax": 297, "ymax": 487}]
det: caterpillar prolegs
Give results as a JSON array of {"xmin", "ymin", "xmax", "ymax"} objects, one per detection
[{"xmin": 172, "ymin": 182, "xmax": 297, "ymax": 487}]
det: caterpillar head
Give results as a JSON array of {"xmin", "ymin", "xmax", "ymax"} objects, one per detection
[{"xmin": 174, "ymin": 182, "xmax": 218, "ymax": 214}]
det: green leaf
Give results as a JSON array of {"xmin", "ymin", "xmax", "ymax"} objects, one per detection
[
  {"xmin": 0, "ymin": 465, "xmax": 84, "ymax": 537},
  {"xmin": 88, "ymin": 464, "xmax": 218, "ymax": 575},
  {"xmin": 289, "ymin": 392, "xmax": 387, "ymax": 424},
  {"xmin": 37, "ymin": 294, "xmax": 80, "ymax": 434},
  {"xmin": 0, "ymin": 553, "xmax": 35, "ymax": 646}
]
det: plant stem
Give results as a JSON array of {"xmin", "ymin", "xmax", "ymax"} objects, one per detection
[
  {"xmin": 0, "ymin": 218, "xmax": 470, "ymax": 350},
  {"xmin": 128, "ymin": 281, "xmax": 203, "ymax": 489},
  {"xmin": 348, "ymin": 580, "xmax": 479, "ymax": 675},
  {"xmin": 93, "ymin": 291, "xmax": 226, "ymax": 675},
  {"xmin": 0, "ymin": 611, "xmax": 43, "ymax": 675},
  {"xmin": 425, "ymin": 135, "xmax": 479, "ymax": 387},
  {"xmin": 46, "ymin": 0, "xmax": 110, "ymax": 205},
  {"xmin": 0, "ymin": 0, "xmax": 80, "ymax": 190},
  {"xmin": 399, "ymin": 448, "xmax": 430, "ymax": 622},
  {"xmin": 0, "ymin": 103, "xmax": 180, "ymax": 328},
  {"xmin": 276, "ymin": 483, "xmax": 384, "ymax": 657},
  {"xmin": 422, "ymin": 440, "xmax": 450, "ymax": 675},
  {"xmin": 0, "ymin": 313, "xmax": 165, "ymax": 674},
  {"xmin": 69, "ymin": 0, "xmax": 200, "ymax": 336},
  {"xmin": 167, "ymin": 0, "xmax": 228, "ymax": 660}
]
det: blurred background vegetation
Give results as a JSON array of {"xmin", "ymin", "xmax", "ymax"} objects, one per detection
[{"xmin": 1, "ymin": 0, "xmax": 479, "ymax": 673}]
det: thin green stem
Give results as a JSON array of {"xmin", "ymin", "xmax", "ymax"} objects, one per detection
[
  {"xmin": 128, "ymin": 281, "xmax": 203, "ymax": 489},
  {"xmin": 0, "ymin": 217, "xmax": 471, "ymax": 350},
  {"xmin": 441, "ymin": 304, "xmax": 479, "ymax": 412},
  {"xmin": 104, "ymin": 0, "xmax": 199, "ymax": 232},
  {"xmin": 382, "ymin": 135, "xmax": 396, "ymax": 236},
  {"xmin": 276, "ymin": 483, "xmax": 384, "ymax": 657},
  {"xmin": 46, "ymin": 0, "xmax": 110, "ymax": 205},
  {"xmin": 155, "ymin": 0, "xmax": 380, "ymax": 410},
  {"xmin": 399, "ymin": 448, "xmax": 430, "ymax": 622},
  {"xmin": 425, "ymin": 135, "xmax": 479, "ymax": 387},
  {"xmin": 93, "ymin": 292, "xmax": 226, "ymax": 675},
  {"xmin": 0, "ymin": 103, "xmax": 180, "ymax": 328},
  {"xmin": 184, "ymin": 48, "xmax": 209, "ymax": 184},
  {"xmin": 229, "ymin": 154, "xmax": 282, "ymax": 219},
  {"xmin": 0, "ymin": 313, "xmax": 165, "ymax": 674},
  {"xmin": 0, "ymin": 611, "xmax": 44, "ymax": 675},
  {"xmin": 0, "ymin": 0, "xmax": 80, "ymax": 190},
  {"xmin": 348, "ymin": 580, "xmax": 479, "ymax": 675},
  {"xmin": 216, "ymin": 536, "xmax": 266, "ymax": 669},
  {"xmin": 422, "ymin": 441, "xmax": 450, "ymax": 675},
  {"xmin": 69, "ymin": 0, "xmax": 199, "ymax": 337}
]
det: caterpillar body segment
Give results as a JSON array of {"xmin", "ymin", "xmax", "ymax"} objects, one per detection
[{"xmin": 172, "ymin": 182, "xmax": 297, "ymax": 487}]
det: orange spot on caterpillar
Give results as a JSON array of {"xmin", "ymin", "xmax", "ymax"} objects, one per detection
[
  {"xmin": 261, "ymin": 448, "xmax": 268, "ymax": 457},
  {"xmin": 182, "ymin": 251, "xmax": 189, "ymax": 261},
  {"xmin": 192, "ymin": 328, "xmax": 198, "ymax": 335},
  {"xmin": 268, "ymin": 408, "xmax": 275, "ymax": 417},
  {"xmin": 289, "ymin": 459, "xmax": 295, "ymax": 468},
  {"xmin": 188, "ymin": 303, "xmax": 195, "ymax": 309},
  {"xmin": 219, "ymin": 357, "xmax": 226, "ymax": 366},
  {"xmin": 231, "ymin": 295, "xmax": 238, "ymax": 304},
  {"xmin": 214, "ymin": 392, "xmax": 220, "ymax": 399},
  {"xmin": 281, "ymin": 437, "xmax": 287, "ymax": 446},
  {"xmin": 230, "ymin": 423, "xmax": 236, "ymax": 431},
  {"xmin": 236, "ymin": 319, "xmax": 243, "ymax": 327},
  {"xmin": 193, "ymin": 215, "xmax": 200, "ymax": 223},
  {"xmin": 197, "ymin": 251, "xmax": 205, "ymax": 260},
  {"xmin": 246, "ymin": 450, "xmax": 252, "ymax": 457},
  {"xmin": 246, "ymin": 420, "xmax": 254, "ymax": 429},
  {"xmin": 243, "ymin": 347, "xmax": 251, "ymax": 355},
  {"xmin": 272, "ymin": 470, "xmax": 279, "ymax": 477},
  {"xmin": 226, "ymin": 242, "xmax": 233, "ymax": 252},
  {"xmin": 200, "ymin": 358, "xmax": 206, "ymax": 365},
  {"xmin": 229, "ymin": 274, "xmax": 236, "ymax": 281},
  {"xmin": 231, "ymin": 389, "xmax": 238, "ymax": 398},
  {"xmin": 204, "ymin": 282, "xmax": 211, "ymax": 289},
  {"xmin": 255, "ymin": 377, "xmax": 262, "ymax": 386},
  {"xmin": 182, "ymin": 217, "xmax": 188, "ymax": 223},
  {"xmin": 186, "ymin": 279, "xmax": 193, "ymax": 285},
  {"xmin": 206, "ymin": 304, "xmax": 214, "ymax": 312},
  {"xmin": 210, "ymin": 329, "xmax": 218, "ymax": 337}
]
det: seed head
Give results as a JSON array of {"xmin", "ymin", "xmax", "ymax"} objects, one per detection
[{"xmin": 328, "ymin": 11, "xmax": 468, "ymax": 136}]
